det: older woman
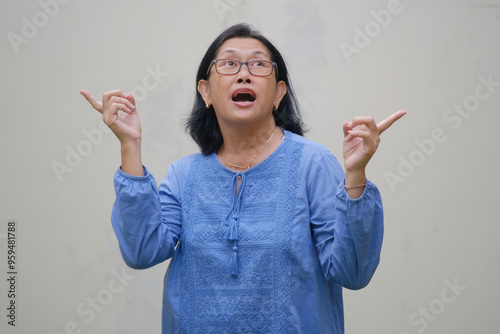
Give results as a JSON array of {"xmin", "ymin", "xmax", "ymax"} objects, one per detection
[{"xmin": 81, "ymin": 23, "xmax": 405, "ymax": 334}]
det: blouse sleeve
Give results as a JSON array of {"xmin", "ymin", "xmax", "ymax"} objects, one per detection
[
  {"xmin": 111, "ymin": 164, "xmax": 182, "ymax": 270},
  {"xmin": 307, "ymin": 150, "xmax": 384, "ymax": 290}
]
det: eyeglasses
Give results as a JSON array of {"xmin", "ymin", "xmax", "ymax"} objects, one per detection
[{"xmin": 208, "ymin": 59, "xmax": 277, "ymax": 77}]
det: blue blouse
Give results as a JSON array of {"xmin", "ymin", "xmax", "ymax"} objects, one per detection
[{"xmin": 111, "ymin": 130, "xmax": 383, "ymax": 333}]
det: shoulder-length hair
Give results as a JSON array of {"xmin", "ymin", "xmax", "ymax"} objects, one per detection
[{"xmin": 185, "ymin": 23, "xmax": 305, "ymax": 155}]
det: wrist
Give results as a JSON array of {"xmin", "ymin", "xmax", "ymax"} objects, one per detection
[
  {"xmin": 344, "ymin": 169, "xmax": 366, "ymax": 188},
  {"xmin": 120, "ymin": 139, "xmax": 143, "ymax": 176},
  {"xmin": 120, "ymin": 137, "xmax": 141, "ymax": 149},
  {"xmin": 344, "ymin": 169, "xmax": 366, "ymax": 199}
]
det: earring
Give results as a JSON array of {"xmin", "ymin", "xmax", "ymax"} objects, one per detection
[
  {"xmin": 274, "ymin": 105, "xmax": 279, "ymax": 111},
  {"xmin": 206, "ymin": 104, "xmax": 211, "ymax": 109}
]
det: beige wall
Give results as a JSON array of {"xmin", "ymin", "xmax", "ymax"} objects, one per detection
[{"xmin": 1, "ymin": 0, "xmax": 499, "ymax": 333}]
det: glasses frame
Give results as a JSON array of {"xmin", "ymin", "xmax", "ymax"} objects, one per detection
[{"xmin": 207, "ymin": 58, "xmax": 278, "ymax": 77}]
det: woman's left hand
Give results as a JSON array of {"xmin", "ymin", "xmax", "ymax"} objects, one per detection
[{"xmin": 343, "ymin": 110, "xmax": 407, "ymax": 174}]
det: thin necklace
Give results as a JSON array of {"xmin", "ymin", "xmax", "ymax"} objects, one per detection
[{"xmin": 220, "ymin": 127, "xmax": 276, "ymax": 170}]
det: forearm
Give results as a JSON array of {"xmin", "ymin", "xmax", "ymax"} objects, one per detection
[{"xmin": 121, "ymin": 139, "xmax": 143, "ymax": 176}]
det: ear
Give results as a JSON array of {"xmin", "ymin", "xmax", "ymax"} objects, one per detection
[
  {"xmin": 274, "ymin": 81, "xmax": 287, "ymax": 107},
  {"xmin": 197, "ymin": 79, "xmax": 212, "ymax": 106}
]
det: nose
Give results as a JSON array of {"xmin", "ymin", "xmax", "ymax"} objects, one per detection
[
  {"xmin": 238, "ymin": 68, "xmax": 252, "ymax": 83},
  {"xmin": 236, "ymin": 64, "xmax": 252, "ymax": 84}
]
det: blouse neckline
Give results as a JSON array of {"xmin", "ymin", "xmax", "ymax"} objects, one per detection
[{"xmin": 211, "ymin": 129, "xmax": 290, "ymax": 175}]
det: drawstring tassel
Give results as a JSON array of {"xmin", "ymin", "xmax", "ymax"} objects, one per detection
[
  {"xmin": 226, "ymin": 216, "xmax": 239, "ymax": 276},
  {"xmin": 230, "ymin": 245, "xmax": 239, "ymax": 277},
  {"xmin": 225, "ymin": 215, "xmax": 239, "ymax": 241},
  {"xmin": 225, "ymin": 173, "xmax": 245, "ymax": 277}
]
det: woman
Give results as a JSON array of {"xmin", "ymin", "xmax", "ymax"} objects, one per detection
[{"xmin": 81, "ymin": 23, "xmax": 405, "ymax": 334}]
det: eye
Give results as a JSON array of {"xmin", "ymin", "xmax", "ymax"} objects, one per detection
[
  {"xmin": 250, "ymin": 60, "xmax": 272, "ymax": 68},
  {"xmin": 220, "ymin": 59, "xmax": 239, "ymax": 67}
]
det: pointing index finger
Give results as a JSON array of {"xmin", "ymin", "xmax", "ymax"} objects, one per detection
[
  {"xmin": 80, "ymin": 89, "xmax": 103, "ymax": 113},
  {"xmin": 377, "ymin": 110, "xmax": 407, "ymax": 134}
]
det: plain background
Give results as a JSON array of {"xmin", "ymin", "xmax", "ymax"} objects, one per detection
[{"xmin": 1, "ymin": 0, "xmax": 499, "ymax": 333}]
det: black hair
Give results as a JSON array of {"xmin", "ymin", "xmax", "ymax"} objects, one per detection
[{"xmin": 185, "ymin": 23, "xmax": 304, "ymax": 155}]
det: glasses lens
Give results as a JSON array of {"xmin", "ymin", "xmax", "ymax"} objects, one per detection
[
  {"xmin": 215, "ymin": 59, "xmax": 274, "ymax": 76},
  {"xmin": 215, "ymin": 59, "xmax": 240, "ymax": 75},
  {"xmin": 248, "ymin": 60, "xmax": 273, "ymax": 76}
]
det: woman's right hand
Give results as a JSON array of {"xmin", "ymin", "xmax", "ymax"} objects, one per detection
[{"xmin": 80, "ymin": 89, "xmax": 141, "ymax": 145}]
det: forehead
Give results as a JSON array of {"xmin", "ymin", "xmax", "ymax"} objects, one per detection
[{"xmin": 216, "ymin": 38, "xmax": 271, "ymax": 59}]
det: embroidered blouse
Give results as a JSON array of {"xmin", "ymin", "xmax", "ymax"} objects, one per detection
[{"xmin": 111, "ymin": 130, "xmax": 383, "ymax": 333}]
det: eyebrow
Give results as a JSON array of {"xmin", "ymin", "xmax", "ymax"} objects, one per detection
[{"xmin": 219, "ymin": 49, "xmax": 270, "ymax": 59}]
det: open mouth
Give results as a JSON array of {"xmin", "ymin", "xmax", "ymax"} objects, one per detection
[{"xmin": 232, "ymin": 89, "xmax": 256, "ymax": 103}]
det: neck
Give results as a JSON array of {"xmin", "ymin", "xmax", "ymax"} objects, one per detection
[{"xmin": 218, "ymin": 120, "xmax": 280, "ymax": 171}]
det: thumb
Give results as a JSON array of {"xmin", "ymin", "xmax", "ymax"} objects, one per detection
[
  {"xmin": 343, "ymin": 120, "xmax": 353, "ymax": 140},
  {"xmin": 126, "ymin": 93, "xmax": 136, "ymax": 107}
]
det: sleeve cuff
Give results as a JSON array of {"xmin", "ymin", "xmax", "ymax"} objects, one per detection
[
  {"xmin": 340, "ymin": 179, "xmax": 377, "ymax": 202},
  {"xmin": 116, "ymin": 165, "xmax": 151, "ymax": 181}
]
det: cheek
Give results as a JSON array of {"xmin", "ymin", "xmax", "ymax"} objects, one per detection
[
  {"xmin": 208, "ymin": 80, "xmax": 231, "ymax": 103},
  {"xmin": 213, "ymin": 89, "xmax": 230, "ymax": 106},
  {"xmin": 262, "ymin": 86, "xmax": 278, "ymax": 104}
]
